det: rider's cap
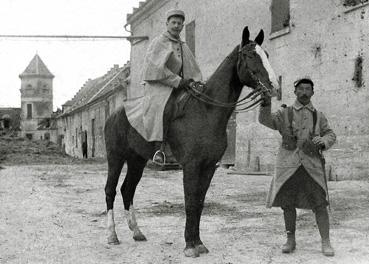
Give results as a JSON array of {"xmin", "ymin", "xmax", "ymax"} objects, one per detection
[
  {"xmin": 166, "ymin": 9, "xmax": 185, "ymax": 21},
  {"xmin": 294, "ymin": 77, "xmax": 314, "ymax": 88}
]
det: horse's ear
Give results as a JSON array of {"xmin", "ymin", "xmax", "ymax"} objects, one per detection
[
  {"xmin": 254, "ymin": 29, "xmax": 264, "ymax": 46},
  {"xmin": 241, "ymin": 26, "xmax": 250, "ymax": 47}
]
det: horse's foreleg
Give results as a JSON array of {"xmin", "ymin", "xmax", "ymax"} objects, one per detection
[
  {"xmin": 121, "ymin": 155, "xmax": 147, "ymax": 241},
  {"xmin": 183, "ymin": 163, "xmax": 201, "ymax": 258},
  {"xmin": 107, "ymin": 209, "xmax": 119, "ymax": 244},
  {"xmin": 194, "ymin": 163, "xmax": 217, "ymax": 254},
  {"xmin": 105, "ymin": 158, "xmax": 125, "ymax": 245}
]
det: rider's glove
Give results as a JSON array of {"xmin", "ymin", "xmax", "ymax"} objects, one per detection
[{"xmin": 177, "ymin": 78, "xmax": 194, "ymax": 90}]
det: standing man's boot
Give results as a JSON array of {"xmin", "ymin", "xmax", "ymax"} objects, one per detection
[
  {"xmin": 282, "ymin": 231, "xmax": 296, "ymax": 253},
  {"xmin": 282, "ymin": 206, "xmax": 296, "ymax": 253},
  {"xmin": 315, "ymin": 206, "xmax": 335, "ymax": 257}
]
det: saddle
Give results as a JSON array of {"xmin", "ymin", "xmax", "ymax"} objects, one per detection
[{"xmin": 166, "ymin": 81, "xmax": 206, "ymax": 122}]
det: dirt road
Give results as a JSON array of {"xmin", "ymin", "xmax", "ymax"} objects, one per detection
[{"xmin": 1, "ymin": 163, "xmax": 368, "ymax": 264}]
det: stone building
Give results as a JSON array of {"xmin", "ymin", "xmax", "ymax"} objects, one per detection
[
  {"xmin": 126, "ymin": 0, "xmax": 369, "ymax": 179},
  {"xmin": 0, "ymin": 107, "xmax": 21, "ymax": 134},
  {"xmin": 56, "ymin": 63, "xmax": 130, "ymax": 158},
  {"xmin": 19, "ymin": 54, "xmax": 56, "ymax": 141}
]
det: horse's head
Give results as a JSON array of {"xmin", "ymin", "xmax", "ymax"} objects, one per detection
[{"xmin": 237, "ymin": 26, "xmax": 279, "ymax": 96}]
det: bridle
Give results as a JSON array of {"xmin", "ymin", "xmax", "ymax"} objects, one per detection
[{"xmin": 185, "ymin": 45, "xmax": 273, "ymax": 113}]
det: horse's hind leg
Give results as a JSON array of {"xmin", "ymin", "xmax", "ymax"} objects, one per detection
[
  {"xmin": 121, "ymin": 153, "xmax": 147, "ymax": 241},
  {"xmin": 105, "ymin": 156, "xmax": 125, "ymax": 245}
]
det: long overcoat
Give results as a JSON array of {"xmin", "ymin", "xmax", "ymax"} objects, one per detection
[
  {"xmin": 259, "ymin": 100, "xmax": 336, "ymax": 208},
  {"xmin": 125, "ymin": 31, "xmax": 202, "ymax": 141}
]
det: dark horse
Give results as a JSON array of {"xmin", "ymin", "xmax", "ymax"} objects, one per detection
[{"xmin": 104, "ymin": 26, "xmax": 279, "ymax": 257}]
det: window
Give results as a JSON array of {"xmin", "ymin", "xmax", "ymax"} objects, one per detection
[
  {"xmin": 105, "ymin": 101, "xmax": 110, "ymax": 120},
  {"xmin": 27, "ymin": 104, "xmax": 32, "ymax": 119},
  {"xmin": 185, "ymin": 20, "xmax": 196, "ymax": 56},
  {"xmin": 271, "ymin": 0, "xmax": 290, "ymax": 33},
  {"xmin": 344, "ymin": 0, "xmax": 368, "ymax": 7},
  {"xmin": 26, "ymin": 133, "xmax": 33, "ymax": 140}
]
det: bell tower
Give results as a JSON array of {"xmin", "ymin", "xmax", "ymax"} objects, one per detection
[{"xmin": 19, "ymin": 54, "xmax": 54, "ymax": 140}]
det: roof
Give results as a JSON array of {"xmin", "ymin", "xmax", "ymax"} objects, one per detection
[
  {"xmin": 61, "ymin": 62, "xmax": 130, "ymax": 115},
  {"xmin": 126, "ymin": 0, "xmax": 168, "ymax": 25},
  {"xmin": 19, "ymin": 54, "xmax": 54, "ymax": 78}
]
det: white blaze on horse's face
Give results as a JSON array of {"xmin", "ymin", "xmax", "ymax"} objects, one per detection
[{"xmin": 255, "ymin": 45, "xmax": 279, "ymax": 96}]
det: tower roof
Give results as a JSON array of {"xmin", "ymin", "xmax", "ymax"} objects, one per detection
[{"xmin": 19, "ymin": 54, "xmax": 54, "ymax": 78}]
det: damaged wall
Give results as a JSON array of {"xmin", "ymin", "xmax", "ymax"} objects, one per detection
[
  {"xmin": 239, "ymin": 0, "xmax": 369, "ymax": 179},
  {"xmin": 57, "ymin": 65, "xmax": 129, "ymax": 159},
  {"xmin": 128, "ymin": 0, "xmax": 369, "ymax": 180}
]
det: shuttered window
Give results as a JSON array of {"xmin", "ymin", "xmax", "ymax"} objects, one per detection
[
  {"xmin": 27, "ymin": 104, "xmax": 32, "ymax": 119},
  {"xmin": 271, "ymin": 0, "xmax": 290, "ymax": 33},
  {"xmin": 185, "ymin": 20, "xmax": 196, "ymax": 56},
  {"xmin": 344, "ymin": 0, "xmax": 368, "ymax": 6}
]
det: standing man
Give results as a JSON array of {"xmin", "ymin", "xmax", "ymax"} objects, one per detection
[
  {"xmin": 139, "ymin": 9, "xmax": 202, "ymax": 164},
  {"xmin": 259, "ymin": 78, "xmax": 336, "ymax": 256}
]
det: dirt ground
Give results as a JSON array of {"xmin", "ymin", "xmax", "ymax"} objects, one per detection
[{"xmin": 1, "ymin": 156, "xmax": 369, "ymax": 264}]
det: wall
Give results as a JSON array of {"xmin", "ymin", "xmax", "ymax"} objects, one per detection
[
  {"xmin": 243, "ymin": 0, "xmax": 369, "ymax": 179},
  {"xmin": 57, "ymin": 88, "xmax": 127, "ymax": 158},
  {"xmin": 128, "ymin": 0, "xmax": 369, "ymax": 179}
]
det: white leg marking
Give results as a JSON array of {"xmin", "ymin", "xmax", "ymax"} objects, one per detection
[
  {"xmin": 107, "ymin": 209, "xmax": 119, "ymax": 244},
  {"xmin": 124, "ymin": 205, "xmax": 147, "ymax": 241}
]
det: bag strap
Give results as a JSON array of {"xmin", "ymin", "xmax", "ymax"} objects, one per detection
[
  {"xmin": 312, "ymin": 109, "xmax": 317, "ymax": 135},
  {"xmin": 179, "ymin": 42, "xmax": 184, "ymax": 78},
  {"xmin": 287, "ymin": 106, "xmax": 293, "ymax": 135}
]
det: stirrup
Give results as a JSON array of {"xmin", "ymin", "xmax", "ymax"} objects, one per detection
[{"xmin": 152, "ymin": 150, "xmax": 166, "ymax": 165}]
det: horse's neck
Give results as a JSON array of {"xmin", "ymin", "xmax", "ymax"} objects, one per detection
[{"xmin": 205, "ymin": 47, "xmax": 243, "ymax": 125}]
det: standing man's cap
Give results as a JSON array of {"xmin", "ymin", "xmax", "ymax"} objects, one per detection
[
  {"xmin": 294, "ymin": 77, "xmax": 314, "ymax": 88},
  {"xmin": 166, "ymin": 9, "xmax": 185, "ymax": 21}
]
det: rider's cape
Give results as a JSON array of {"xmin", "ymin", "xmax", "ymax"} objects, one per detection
[{"xmin": 124, "ymin": 32, "xmax": 202, "ymax": 141}]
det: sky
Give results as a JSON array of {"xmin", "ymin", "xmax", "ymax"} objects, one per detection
[{"xmin": 0, "ymin": 0, "xmax": 141, "ymax": 110}]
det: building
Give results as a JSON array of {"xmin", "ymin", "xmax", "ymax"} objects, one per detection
[
  {"xmin": 56, "ymin": 63, "xmax": 130, "ymax": 158},
  {"xmin": 0, "ymin": 107, "xmax": 21, "ymax": 134},
  {"xmin": 19, "ymin": 54, "xmax": 56, "ymax": 141},
  {"xmin": 125, "ymin": 0, "xmax": 369, "ymax": 180}
]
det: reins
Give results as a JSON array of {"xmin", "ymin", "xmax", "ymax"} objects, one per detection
[
  {"xmin": 185, "ymin": 79, "xmax": 269, "ymax": 113},
  {"xmin": 184, "ymin": 44, "xmax": 273, "ymax": 113}
]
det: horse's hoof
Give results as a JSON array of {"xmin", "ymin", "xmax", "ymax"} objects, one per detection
[
  {"xmin": 196, "ymin": 244, "xmax": 209, "ymax": 254},
  {"xmin": 133, "ymin": 232, "xmax": 147, "ymax": 241},
  {"xmin": 184, "ymin": 247, "xmax": 200, "ymax": 258},
  {"xmin": 107, "ymin": 234, "xmax": 120, "ymax": 245}
]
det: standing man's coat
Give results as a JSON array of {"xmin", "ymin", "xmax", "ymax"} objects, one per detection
[
  {"xmin": 259, "ymin": 100, "xmax": 336, "ymax": 208},
  {"xmin": 125, "ymin": 31, "xmax": 202, "ymax": 141}
]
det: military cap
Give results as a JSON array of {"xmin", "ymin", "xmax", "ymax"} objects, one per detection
[
  {"xmin": 166, "ymin": 9, "xmax": 185, "ymax": 21},
  {"xmin": 294, "ymin": 77, "xmax": 314, "ymax": 88}
]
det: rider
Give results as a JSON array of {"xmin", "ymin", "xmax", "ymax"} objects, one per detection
[
  {"xmin": 140, "ymin": 9, "xmax": 202, "ymax": 164},
  {"xmin": 259, "ymin": 77, "xmax": 336, "ymax": 256}
]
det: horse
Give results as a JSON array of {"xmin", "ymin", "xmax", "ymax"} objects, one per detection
[{"xmin": 104, "ymin": 26, "xmax": 279, "ymax": 258}]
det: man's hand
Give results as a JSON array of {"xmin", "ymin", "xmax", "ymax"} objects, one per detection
[
  {"xmin": 260, "ymin": 92, "xmax": 271, "ymax": 107},
  {"xmin": 177, "ymin": 78, "xmax": 194, "ymax": 90},
  {"xmin": 312, "ymin": 136, "xmax": 325, "ymax": 149}
]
